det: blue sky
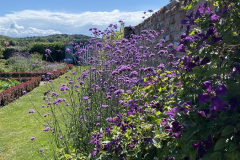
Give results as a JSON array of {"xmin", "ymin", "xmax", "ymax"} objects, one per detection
[{"xmin": 0, "ymin": 0, "xmax": 169, "ymax": 37}]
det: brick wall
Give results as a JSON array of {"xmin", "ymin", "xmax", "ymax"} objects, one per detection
[{"xmin": 124, "ymin": 0, "xmax": 214, "ymax": 49}]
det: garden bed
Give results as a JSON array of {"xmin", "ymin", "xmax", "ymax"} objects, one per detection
[
  {"xmin": 0, "ymin": 64, "xmax": 73, "ymax": 80},
  {"xmin": 0, "ymin": 78, "xmax": 20, "ymax": 92},
  {"xmin": 0, "ymin": 64, "xmax": 73, "ymax": 107},
  {"xmin": 0, "ymin": 77, "xmax": 41, "ymax": 106}
]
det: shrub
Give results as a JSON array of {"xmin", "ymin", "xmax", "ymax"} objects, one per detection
[
  {"xmin": 28, "ymin": 42, "xmax": 65, "ymax": 62},
  {"xmin": 29, "ymin": 1, "xmax": 240, "ymax": 159},
  {"xmin": 89, "ymin": 1, "xmax": 240, "ymax": 159}
]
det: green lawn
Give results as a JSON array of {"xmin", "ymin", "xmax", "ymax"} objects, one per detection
[{"xmin": 0, "ymin": 66, "xmax": 83, "ymax": 160}]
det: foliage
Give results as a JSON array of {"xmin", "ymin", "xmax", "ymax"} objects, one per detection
[
  {"xmin": 32, "ymin": 21, "xmax": 174, "ymax": 159},
  {"xmin": 0, "ymin": 34, "xmax": 91, "ymax": 62},
  {"xmin": 0, "ymin": 59, "xmax": 7, "ymax": 73},
  {"xmin": 0, "ymin": 78, "xmax": 20, "ymax": 92},
  {"xmin": 28, "ymin": 42, "xmax": 65, "ymax": 62},
  {"xmin": 28, "ymin": 0, "xmax": 240, "ymax": 160},
  {"xmin": 0, "ymin": 34, "xmax": 90, "ymax": 47},
  {"xmin": 6, "ymin": 52, "xmax": 42, "ymax": 72},
  {"xmin": 89, "ymin": 0, "xmax": 240, "ymax": 159}
]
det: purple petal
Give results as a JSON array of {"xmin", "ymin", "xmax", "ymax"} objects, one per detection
[
  {"xmin": 172, "ymin": 132, "xmax": 182, "ymax": 138},
  {"xmin": 211, "ymin": 96, "xmax": 225, "ymax": 111},
  {"xmin": 198, "ymin": 110, "xmax": 211, "ymax": 118},
  {"xmin": 200, "ymin": 57, "xmax": 210, "ymax": 65},
  {"xmin": 165, "ymin": 110, "xmax": 174, "ymax": 116},
  {"xmin": 198, "ymin": 110, "xmax": 206, "ymax": 117},
  {"xmin": 176, "ymin": 44, "xmax": 186, "ymax": 52},
  {"xmin": 198, "ymin": 93, "xmax": 210, "ymax": 104},
  {"xmin": 202, "ymin": 81, "xmax": 214, "ymax": 92},
  {"xmin": 211, "ymin": 15, "xmax": 220, "ymax": 23},
  {"xmin": 181, "ymin": 20, "xmax": 189, "ymax": 24},
  {"xmin": 198, "ymin": 145, "xmax": 205, "ymax": 157},
  {"xmin": 229, "ymin": 98, "xmax": 238, "ymax": 111},
  {"xmin": 92, "ymin": 150, "xmax": 98, "ymax": 157},
  {"xmin": 215, "ymin": 85, "xmax": 228, "ymax": 95},
  {"xmin": 164, "ymin": 125, "xmax": 172, "ymax": 132},
  {"xmin": 188, "ymin": 62, "xmax": 197, "ymax": 69},
  {"xmin": 192, "ymin": 142, "xmax": 200, "ymax": 149}
]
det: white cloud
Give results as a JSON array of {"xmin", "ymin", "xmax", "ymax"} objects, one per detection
[
  {"xmin": 10, "ymin": 21, "xmax": 24, "ymax": 30},
  {"xmin": 0, "ymin": 9, "xmax": 144, "ymax": 37}
]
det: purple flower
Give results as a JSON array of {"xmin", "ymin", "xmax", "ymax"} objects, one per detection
[
  {"xmin": 198, "ymin": 81, "xmax": 228, "ymax": 111},
  {"xmin": 192, "ymin": 135, "xmax": 212, "ymax": 158},
  {"xmin": 129, "ymin": 71, "xmax": 138, "ymax": 77},
  {"xmin": 101, "ymin": 104, "xmax": 109, "ymax": 108},
  {"xmin": 39, "ymin": 148, "xmax": 44, "ymax": 153},
  {"xmin": 198, "ymin": 109, "xmax": 213, "ymax": 118},
  {"xmin": 206, "ymin": 26, "xmax": 217, "ymax": 36},
  {"xmin": 96, "ymin": 123, "xmax": 100, "ymax": 126},
  {"xmin": 45, "ymin": 49, "xmax": 51, "ymax": 54},
  {"xmin": 22, "ymin": 91, "xmax": 27, "ymax": 95},
  {"xmin": 176, "ymin": 44, "xmax": 186, "ymax": 52},
  {"xmin": 43, "ymin": 127, "xmax": 50, "ymax": 131},
  {"xmin": 114, "ymin": 89, "xmax": 124, "ymax": 96},
  {"xmin": 83, "ymin": 96, "xmax": 89, "ymax": 101},
  {"xmin": 30, "ymin": 137, "xmax": 35, "ymax": 141},
  {"xmin": 28, "ymin": 109, "xmax": 35, "ymax": 114},
  {"xmin": 65, "ymin": 48, "xmax": 71, "ymax": 53},
  {"xmin": 210, "ymin": 15, "xmax": 220, "ymax": 23},
  {"xmin": 59, "ymin": 136, "xmax": 63, "ymax": 139}
]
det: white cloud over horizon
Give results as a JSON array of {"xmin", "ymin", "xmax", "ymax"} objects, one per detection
[{"xmin": 0, "ymin": 9, "xmax": 144, "ymax": 37}]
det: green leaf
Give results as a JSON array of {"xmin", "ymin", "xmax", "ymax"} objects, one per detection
[
  {"xmin": 155, "ymin": 119, "xmax": 161, "ymax": 124},
  {"xmin": 101, "ymin": 140, "xmax": 111, "ymax": 144},
  {"xmin": 222, "ymin": 125, "xmax": 234, "ymax": 137},
  {"xmin": 236, "ymin": 124, "xmax": 240, "ymax": 130},
  {"xmin": 210, "ymin": 152, "xmax": 222, "ymax": 159},
  {"xmin": 214, "ymin": 138, "xmax": 227, "ymax": 151},
  {"xmin": 182, "ymin": 127, "xmax": 199, "ymax": 140},
  {"xmin": 229, "ymin": 143, "xmax": 237, "ymax": 152},
  {"xmin": 152, "ymin": 139, "xmax": 162, "ymax": 149}
]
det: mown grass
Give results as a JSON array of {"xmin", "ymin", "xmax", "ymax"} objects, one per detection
[{"xmin": 0, "ymin": 66, "xmax": 83, "ymax": 160}]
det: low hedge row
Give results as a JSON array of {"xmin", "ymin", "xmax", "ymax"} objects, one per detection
[
  {"xmin": 46, "ymin": 64, "xmax": 73, "ymax": 80},
  {"xmin": 0, "ymin": 77, "xmax": 41, "ymax": 106},
  {"xmin": 0, "ymin": 64, "xmax": 74, "ymax": 80},
  {"xmin": 0, "ymin": 64, "xmax": 74, "ymax": 106}
]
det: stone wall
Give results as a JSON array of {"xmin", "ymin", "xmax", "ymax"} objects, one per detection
[{"xmin": 124, "ymin": 0, "xmax": 214, "ymax": 49}]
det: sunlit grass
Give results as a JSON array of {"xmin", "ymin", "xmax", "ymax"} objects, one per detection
[{"xmin": 0, "ymin": 66, "xmax": 83, "ymax": 160}]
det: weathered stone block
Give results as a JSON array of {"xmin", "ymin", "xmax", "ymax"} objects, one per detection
[
  {"xmin": 164, "ymin": 10, "xmax": 170, "ymax": 17},
  {"xmin": 165, "ymin": 27, "xmax": 170, "ymax": 34},
  {"xmin": 165, "ymin": 35, "xmax": 170, "ymax": 41},
  {"xmin": 169, "ymin": 17, "xmax": 175, "ymax": 24},
  {"xmin": 173, "ymin": 42, "xmax": 179, "ymax": 49},
  {"xmin": 180, "ymin": 11, "xmax": 186, "ymax": 20},
  {"xmin": 159, "ymin": 14, "xmax": 165, "ymax": 21},
  {"xmin": 171, "ymin": 6, "xmax": 177, "ymax": 15},
  {"xmin": 174, "ymin": 34, "xmax": 180, "ymax": 40}
]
